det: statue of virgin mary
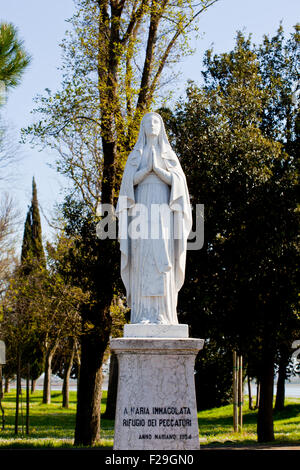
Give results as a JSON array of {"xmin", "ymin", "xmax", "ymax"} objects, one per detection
[{"xmin": 116, "ymin": 112, "xmax": 192, "ymax": 325}]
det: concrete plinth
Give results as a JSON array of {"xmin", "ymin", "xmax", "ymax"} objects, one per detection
[
  {"xmin": 0, "ymin": 341, "xmax": 5, "ymax": 364},
  {"xmin": 124, "ymin": 323, "xmax": 189, "ymax": 338},
  {"xmin": 111, "ymin": 337, "xmax": 204, "ymax": 450}
]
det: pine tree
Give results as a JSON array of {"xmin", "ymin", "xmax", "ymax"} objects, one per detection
[
  {"xmin": 21, "ymin": 177, "xmax": 45, "ymax": 273},
  {"xmin": 0, "ymin": 22, "xmax": 31, "ymax": 90}
]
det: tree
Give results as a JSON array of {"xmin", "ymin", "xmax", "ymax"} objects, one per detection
[
  {"xmin": 0, "ymin": 23, "xmax": 31, "ymax": 180},
  {"xmin": 24, "ymin": 0, "xmax": 220, "ymax": 445},
  {"xmin": 164, "ymin": 26, "xmax": 299, "ymax": 442},
  {"xmin": 52, "ymin": 337, "xmax": 78, "ymax": 408},
  {"xmin": 0, "ymin": 194, "xmax": 18, "ymax": 298},
  {"xmin": 46, "ymin": 233, "xmax": 86, "ymax": 407},
  {"xmin": 2, "ymin": 269, "xmax": 42, "ymax": 434},
  {"xmin": 0, "ymin": 22, "xmax": 30, "ymax": 290},
  {"xmin": 19, "ymin": 178, "xmax": 45, "ymax": 404},
  {"xmin": 0, "ymin": 122, "xmax": 21, "ymax": 185},
  {"xmin": 0, "ymin": 22, "xmax": 31, "ymax": 92},
  {"xmin": 274, "ymin": 343, "xmax": 295, "ymax": 411},
  {"xmin": 29, "ymin": 232, "xmax": 85, "ymax": 405},
  {"xmin": 1, "ymin": 178, "xmax": 46, "ymax": 432},
  {"xmin": 194, "ymin": 340, "xmax": 233, "ymax": 410},
  {"xmin": 103, "ymin": 294, "xmax": 128, "ymax": 419},
  {"xmin": 1, "ymin": 179, "xmax": 45, "ymax": 431},
  {"xmin": 0, "ymin": 21, "xmax": 30, "ymax": 297},
  {"xmin": 35, "ymin": 269, "xmax": 82, "ymax": 405},
  {"xmin": 21, "ymin": 177, "xmax": 46, "ymax": 273},
  {"xmin": 0, "ymin": 22, "xmax": 30, "ymax": 172},
  {"xmin": 0, "ymin": 22, "xmax": 30, "ymax": 405}
]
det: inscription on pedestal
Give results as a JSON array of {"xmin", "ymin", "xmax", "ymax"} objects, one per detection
[{"xmin": 122, "ymin": 405, "xmax": 194, "ymax": 443}]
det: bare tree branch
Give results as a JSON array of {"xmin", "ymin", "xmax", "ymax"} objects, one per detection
[
  {"xmin": 148, "ymin": 0, "xmax": 220, "ymax": 103},
  {"xmin": 121, "ymin": 0, "xmax": 149, "ymax": 45}
]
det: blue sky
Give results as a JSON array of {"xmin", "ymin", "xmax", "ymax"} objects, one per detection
[{"xmin": 0, "ymin": 0, "xmax": 299, "ymax": 244}]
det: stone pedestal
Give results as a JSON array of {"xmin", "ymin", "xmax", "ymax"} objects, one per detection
[
  {"xmin": 0, "ymin": 341, "xmax": 5, "ymax": 365},
  {"xmin": 111, "ymin": 334, "xmax": 204, "ymax": 450},
  {"xmin": 124, "ymin": 323, "xmax": 189, "ymax": 338}
]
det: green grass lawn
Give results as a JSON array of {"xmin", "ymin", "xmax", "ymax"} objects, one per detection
[
  {"xmin": 0, "ymin": 390, "xmax": 299, "ymax": 448},
  {"xmin": 198, "ymin": 399, "xmax": 300, "ymax": 447}
]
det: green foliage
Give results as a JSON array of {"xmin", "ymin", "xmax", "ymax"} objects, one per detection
[
  {"xmin": 2, "ymin": 268, "xmax": 46, "ymax": 379},
  {"xmin": 0, "ymin": 22, "xmax": 31, "ymax": 91},
  {"xmin": 2, "ymin": 186, "xmax": 85, "ymax": 383},
  {"xmin": 59, "ymin": 196, "xmax": 121, "ymax": 336},
  {"xmin": 195, "ymin": 340, "xmax": 233, "ymax": 410},
  {"xmin": 161, "ymin": 26, "xmax": 300, "ymax": 412},
  {"xmin": 23, "ymin": 0, "xmax": 219, "ymax": 210},
  {"xmin": 20, "ymin": 178, "xmax": 45, "ymax": 273},
  {"xmin": 2, "ymin": 248, "xmax": 84, "ymax": 378},
  {"xmin": 170, "ymin": 25, "xmax": 299, "ymax": 354},
  {"xmin": 0, "ymin": 23, "xmax": 30, "ymax": 294}
]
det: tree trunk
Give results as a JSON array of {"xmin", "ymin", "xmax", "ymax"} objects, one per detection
[
  {"xmin": 238, "ymin": 355, "xmax": 243, "ymax": 431},
  {"xmin": 4, "ymin": 377, "xmax": 10, "ymax": 393},
  {"xmin": 43, "ymin": 349, "xmax": 55, "ymax": 404},
  {"xmin": 15, "ymin": 352, "xmax": 21, "ymax": 434},
  {"xmin": 233, "ymin": 351, "xmax": 238, "ymax": 432},
  {"xmin": 247, "ymin": 376, "xmax": 252, "ymax": 410},
  {"xmin": 31, "ymin": 379, "xmax": 36, "ymax": 394},
  {"xmin": 257, "ymin": 350, "xmax": 275, "ymax": 442},
  {"xmin": 274, "ymin": 346, "xmax": 289, "ymax": 411},
  {"xmin": 76, "ymin": 349, "xmax": 81, "ymax": 387},
  {"xmin": 62, "ymin": 342, "xmax": 75, "ymax": 409},
  {"xmin": 0, "ymin": 365, "xmax": 5, "ymax": 430},
  {"xmin": 255, "ymin": 380, "xmax": 260, "ymax": 409},
  {"xmin": 72, "ymin": 4, "xmax": 119, "ymax": 443},
  {"xmin": 103, "ymin": 351, "xmax": 118, "ymax": 419},
  {"xmin": 26, "ymin": 363, "xmax": 30, "ymax": 435},
  {"xmin": 73, "ymin": 231, "xmax": 114, "ymax": 445},
  {"xmin": 274, "ymin": 365, "xmax": 286, "ymax": 412},
  {"xmin": 74, "ymin": 332, "xmax": 106, "ymax": 446},
  {"xmin": 72, "ymin": 259, "xmax": 113, "ymax": 445}
]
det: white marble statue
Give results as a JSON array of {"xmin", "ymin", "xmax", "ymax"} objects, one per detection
[{"xmin": 116, "ymin": 112, "xmax": 192, "ymax": 325}]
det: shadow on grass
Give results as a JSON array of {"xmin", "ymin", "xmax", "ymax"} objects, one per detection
[{"xmin": 273, "ymin": 403, "xmax": 300, "ymax": 420}]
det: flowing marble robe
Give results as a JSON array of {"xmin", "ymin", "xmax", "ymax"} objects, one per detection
[{"xmin": 116, "ymin": 113, "xmax": 192, "ymax": 325}]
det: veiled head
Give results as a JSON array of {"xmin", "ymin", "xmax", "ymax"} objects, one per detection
[
  {"xmin": 142, "ymin": 112, "xmax": 161, "ymax": 138},
  {"xmin": 134, "ymin": 112, "xmax": 171, "ymax": 157}
]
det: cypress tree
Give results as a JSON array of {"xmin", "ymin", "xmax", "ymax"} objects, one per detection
[{"xmin": 21, "ymin": 177, "xmax": 45, "ymax": 272}]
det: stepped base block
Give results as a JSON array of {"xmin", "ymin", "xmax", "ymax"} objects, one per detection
[
  {"xmin": 111, "ymin": 337, "xmax": 204, "ymax": 450},
  {"xmin": 124, "ymin": 323, "xmax": 189, "ymax": 338}
]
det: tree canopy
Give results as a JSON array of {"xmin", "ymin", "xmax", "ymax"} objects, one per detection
[
  {"xmin": 21, "ymin": 177, "xmax": 45, "ymax": 273},
  {"xmin": 0, "ymin": 22, "xmax": 31, "ymax": 93},
  {"xmin": 163, "ymin": 25, "xmax": 299, "ymax": 441}
]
